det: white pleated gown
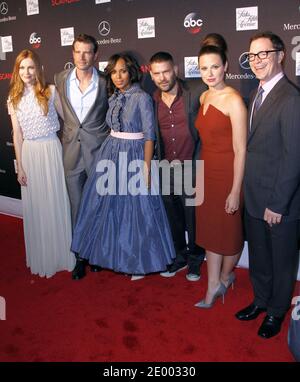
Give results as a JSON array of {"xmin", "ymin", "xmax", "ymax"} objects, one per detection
[{"xmin": 14, "ymin": 86, "xmax": 75, "ymax": 278}]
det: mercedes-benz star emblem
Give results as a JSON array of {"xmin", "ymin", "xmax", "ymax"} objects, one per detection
[
  {"xmin": 239, "ymin": 51, "xmax": 250, "ymax": 70},
  {"xmin": 0, "ymin": 2, "xmax": 8, "ymax": 15},
  {"xmin": 64, "ymin": 62, "xmax": 74, "ymax": 70},
  {"xmin": 98, "ymin": 21, "xmax": 110, "ymax": 37}
]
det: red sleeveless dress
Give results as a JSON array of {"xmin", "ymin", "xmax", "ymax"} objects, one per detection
[{"xmin": 195, "ymin": 104, "xmax": 244, "ymax": 255}]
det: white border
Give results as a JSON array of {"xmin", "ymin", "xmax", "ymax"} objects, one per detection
[{"xmin": 0, "ymin": 195, "xmax": 22, "ymax": 217}]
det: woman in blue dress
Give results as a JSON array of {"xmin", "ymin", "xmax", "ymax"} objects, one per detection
[{"xmin": 71, "ymin": 53, "xmax": 175, "ymax": 279}]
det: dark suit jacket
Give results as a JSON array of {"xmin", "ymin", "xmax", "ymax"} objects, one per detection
[
  {"xmin": 54, "ymin": 68, "xmax": 109, "ymax": 174},
  {"xmin": 244, "ymin": 76, "xmax": 300, "ymax": 221}
]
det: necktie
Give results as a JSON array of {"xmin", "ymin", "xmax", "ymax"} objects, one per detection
[
  {"xmin": 252, "ymin": 86, "xmax": 264, "ymax": 119},
  {"xmin": 250, "ymin": 86, "xmax": 264, "ymax": 130}
]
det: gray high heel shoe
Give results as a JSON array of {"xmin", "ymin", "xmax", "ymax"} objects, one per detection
[
  {"xmin": 223, "ymin": 272, "xmax": 236, "ymax": 291},
  {"xmin": 194, "ymin": 283, "xmax": 227, "ymax": 309}
]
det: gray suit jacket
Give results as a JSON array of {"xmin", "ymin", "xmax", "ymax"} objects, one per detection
[
  {"xmin": 54, "ymin": 68, "xmax": 109, "ymax": 174},
  {"xmin": 244, "ymin": 76, "xmax": 300, "ymax": 221}
]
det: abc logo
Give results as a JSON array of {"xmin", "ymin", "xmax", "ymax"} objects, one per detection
[
  {"xmin": 29, "ymin": 32, "xmax": 41, "ymax": 45},
  {"xmin": 184, "ymin": 12, "xmax": 203, "ymax": 34}
]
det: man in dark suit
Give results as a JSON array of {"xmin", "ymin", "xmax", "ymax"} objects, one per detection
[
  {"xmin": 149, "ymin": 51, "xmax": 206, "ymax": 281},
  {"xmin": 235, "ymin": 32, "xmax": 300, "ymax": 339},
  {"xmin": 55, "ymin": 34, "xmax": 109, "ymax": 279}
]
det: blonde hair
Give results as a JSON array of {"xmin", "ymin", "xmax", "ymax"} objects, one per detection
[{"xmin": 8, "ymin": 49, "xmax": 51, "ymax": 115}]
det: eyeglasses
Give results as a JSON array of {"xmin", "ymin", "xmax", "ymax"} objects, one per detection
[{"xmin": 246, "ymin": 50, "xmax": 281, "ymax": 62}]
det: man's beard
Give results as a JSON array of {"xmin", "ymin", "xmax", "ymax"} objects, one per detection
[{"xmin": 159, "ymin": 75, "xmax": 177, "ymax": 93}]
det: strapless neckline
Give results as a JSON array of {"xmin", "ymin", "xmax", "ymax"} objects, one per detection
[{"xmin": 201, "ymin": 103, "xmax": 229, "ymax": 118}]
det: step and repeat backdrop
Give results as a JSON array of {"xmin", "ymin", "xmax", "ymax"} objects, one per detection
[{"xmin": 1, "ymin": 0, "xmax": 300, "ymax": 199}]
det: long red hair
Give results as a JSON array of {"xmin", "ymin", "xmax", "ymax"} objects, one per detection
[{"xmin": 8, "ymin": 49, "xmax": 51, "ymax": 115}]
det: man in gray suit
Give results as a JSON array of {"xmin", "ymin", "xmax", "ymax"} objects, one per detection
[
  {"xmin": 55, "ymin": 34, "xmax": 109, "ymax": 279},
  {"xmin": 235, "ymin": 32, "xmax": 300, "ymax": 339}
]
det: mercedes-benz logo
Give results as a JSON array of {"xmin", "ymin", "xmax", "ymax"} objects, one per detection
[
  {"xmin": 239, "ymin": 51, "xmax": 250, "ymax": 70},
  {"xmin": 64, "ymin": 62, "xmax": 74, "ymax": 70},
  {"xmin": 98, "ymin": 21, "xmax": 110, "ymax": 37},
  {"xmin": 0, "ymin": 2, "xmax": 8, "ymax": 15}
]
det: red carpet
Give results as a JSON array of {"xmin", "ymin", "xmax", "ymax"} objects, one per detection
[{"xmin": 0, "ymin": 213, "xmax": 297, "ymax": 362}]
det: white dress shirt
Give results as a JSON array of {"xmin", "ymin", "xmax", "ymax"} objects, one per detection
[
  {"xmin": 260, "ymin": 71, "xmax": 284, "ymax": 104},
  {"xmin": 67, "ymin": 67, "xmax": 98, "ymax": 123}
]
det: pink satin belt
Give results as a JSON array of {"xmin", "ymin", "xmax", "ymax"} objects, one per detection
[{"xmin": 110, "ymin": 130, "xmax": 144, "ymax": 140}]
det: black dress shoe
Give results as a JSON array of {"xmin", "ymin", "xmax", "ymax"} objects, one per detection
[
  {"xmin": 235, "ymin": 303, "xmax": 267, "ymax": 321},
  {"xmin": 72, "ymin": 260, "xmax": 86, "ymax": 280},
  {"xmin": 90, "ymin": 265, "xmax": 102, "ymax": 272},
  {"xmin": 258, "ymin": 315, "xmax": 284, "ymax": 339}
]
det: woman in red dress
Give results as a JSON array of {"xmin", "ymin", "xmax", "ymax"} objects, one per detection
[{"xmin": 194, "ymin": 44, "xmax": 247, "ymax": 308}]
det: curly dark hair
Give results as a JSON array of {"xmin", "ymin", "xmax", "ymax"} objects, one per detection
[{"xmin": 105, "ymin": 53, "xmax": 142, "ymax": 96}]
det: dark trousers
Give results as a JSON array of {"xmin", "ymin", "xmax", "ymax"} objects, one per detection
[
  {"xmin": 161, "ymin": 167, "xmax": 205, "ymax": 274},
  {"xmin": 245, "ymin": 209, "xmax": 299, "ymax": 317}
]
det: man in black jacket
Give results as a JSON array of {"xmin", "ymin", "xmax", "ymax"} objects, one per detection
[
  {"xmin": 235, "ymin": 32, "xmax": 300, "ymax": 339},
  {"xmin": 149, "ymin": 51, "xmax": 206, "ymax": 281}
]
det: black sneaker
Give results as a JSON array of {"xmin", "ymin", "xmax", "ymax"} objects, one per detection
[{"xmin": 160, "ymin": 264, "xmax": 187, "ymax": 278}]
